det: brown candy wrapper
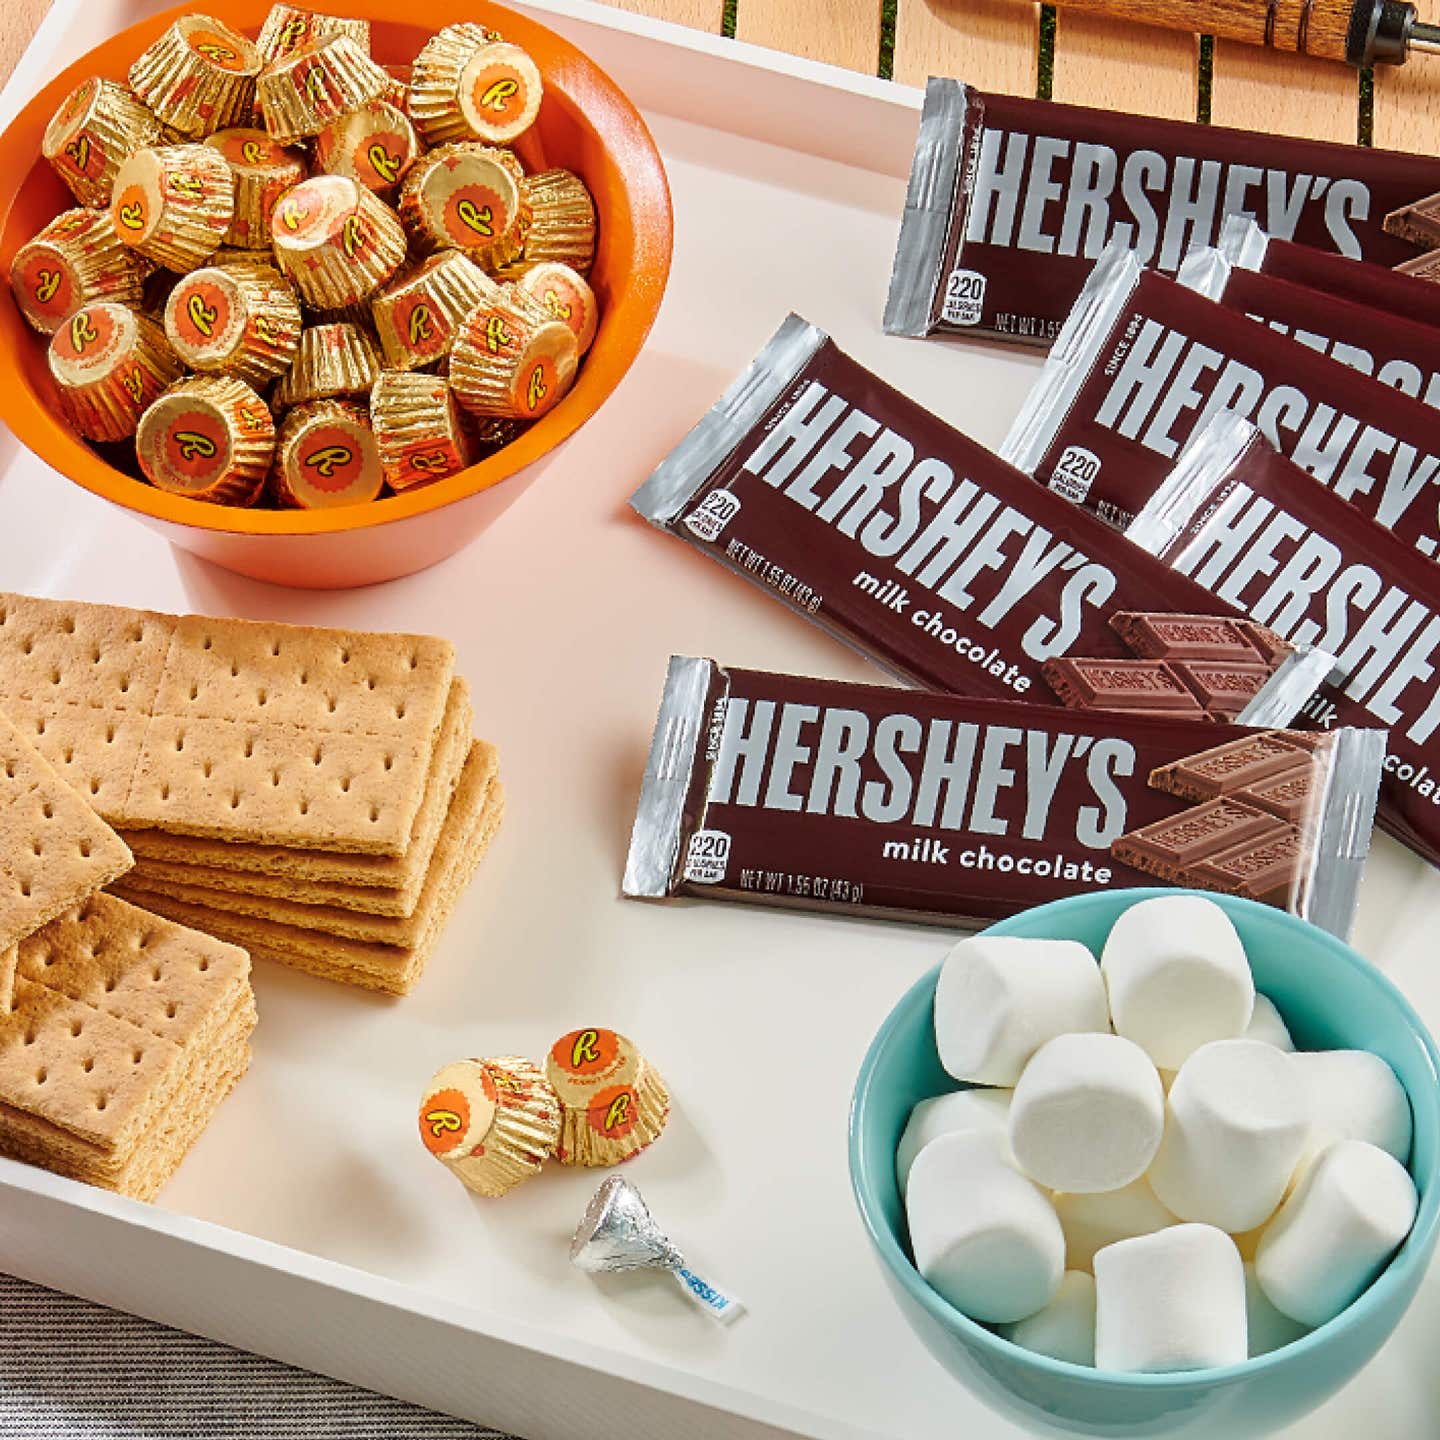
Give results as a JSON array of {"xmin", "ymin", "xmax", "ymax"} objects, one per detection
[
  {"xmin": 497, "ymin": 169, "xmax": 596, "ymax": 279},
  {"xmin": 371, "ymin": 371, "xmax": 474, "ymax": 490},
  {"xmin": 517, "ymin": 262, "xmax": 597, "ymax": 356},
  {"xmin": 48, "ymin": 303, "xmax": 182, "ymax": 442},
  {"xmin": 314, "ymin": 100, "xmax": 420, "ymax": 196},
  {"xmin": 271, "ymin": 175, "xmax": 407, "ymax": 309},
  {"xmin": 136, "ymin": 374, "xmax": 275, "ymax": 504},
  {"xmin": 410, "ymin": 26, "xmax": 541, "ymax": 148},
  {"xmin": 418, "ymin": 1056, "xmax": 560, "ymax": 1198},
  {"xmin": 449, "ymin": 287, "xmax": 578, "ymax": 420},
  {"xmin": 273, "ymin": 322, "xmax": 380, "ymax": 408},
  {"xmin": 398, "ymin": 143, "xmax": 528, "ymax": 270},
  {"xmin": 42, "ymin": 78, "xmax": 164, "ymax": 209},
  {"xmin": 163, "ymin": 260, "xmax": 302, "ymax": 387},
  {"xmin": 271, "ymin": 399, "xmax": 384, "ymax": 508},
  {"xmin": 204, "ymin": 127, "xmax": 307, "ymax": 249},
  {"xmin": 257, "ymin": 35, "xmax": 389, "ymax": 145},
  {"xmin": 546, "ymin": 1029, "xmax": 670, "ymax": 1168},
  {"xmin": 255, "ymin": 5, "xmax": 372, "ymax": 65},
  {"xmin": 371, "ymin": 250, "xmax": 497, "ymax": 370},
  {"xmin": 111, "ymin": 143, "xmax": 235, "ymax": 273},
  {"xmin": 10, "ymin": 208, "xmax": 146, "ymax": 336},
  {"xmin": 128, "ymin": 15, "xmax": 261, "ymax": 139}
]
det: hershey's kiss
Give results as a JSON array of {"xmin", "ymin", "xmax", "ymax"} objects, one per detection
[{"xmin": 570, "ymin": 1174, "xmax": 684, "ymax": 1274}]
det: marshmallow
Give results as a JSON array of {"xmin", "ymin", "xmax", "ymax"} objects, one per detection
[
  {"xmin": 906, "ymin": 1130, "xmax": 1064, "ymax": 1324},
  {"xmin": 1290, "ymin": 1050, "xmax": 1412, "ymax": 1172},
  {"xmin": 1148, "ymin": 1039, "xmax": 1310, "ymax": 1232},
  {"xmin": 1245, "ymin": 993, "xmax": 1295, "ymax": 1051},
  {"xmin": 1256, "ymin": 1139, "xmax": 1418, "ymax": 1328},
  {"xmin": 1101, "ymin": 896, "xmax": 1254, "ymax": 1068},
  {"xmin": 999, "ymin": 1271, "xmax": 1096, "ymax": 1367},
  {"xmin": 896, "ymin": 1088, "xmax": 1013, "ymax": 1197},
  {"xmin": 934, "ymin": 936, "xmax": 1109, "ymax": 1086},
  {"xmin": 1244, "ymin": 1262, "xmax": 1309, "ymax": 1357},
  {"xmin": 1054, "ymin": 1178, "xmax": 1177, "ymax": 1272},
  {"xmin": 1094, "ymin": 1224, "xmax": 1247, "ymax": 1373},
  {"xmin": 1009, "ymin": 1033, "xmax": 1164, "ymax": 1193}
]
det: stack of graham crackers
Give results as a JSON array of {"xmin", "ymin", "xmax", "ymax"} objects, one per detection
[{"xmin": 0, "ymin": 593, "xmax": 503, "ymax": 997}]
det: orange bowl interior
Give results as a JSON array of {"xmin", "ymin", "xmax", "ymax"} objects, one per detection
[{"xmin": 0, "ymin": 0, "xmax": 673, "ymax": 536}]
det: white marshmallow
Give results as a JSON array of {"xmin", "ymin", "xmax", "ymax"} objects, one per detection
[
  {"xmin": 934, "ymin": 936, "xmax": 1109, "ymax": 1086},
  {"xmin": 1256, "ymin": 1139, "xmax": 1418, "ymax": 1328},
  {"xmin": 1290, "ymin": 1050, "xmax": 1412, "ymax": 1173},
  {"xmin": 1100, "ymin": 896, "xmax": 1254, "ymax": 1068},
  {"xmin": 1147, "ymin": 1039, "xmax": 1310, "ymax": 1232},
  {"xmin": 999, "ymin": 1271, "xmax": 1096, "ymax": 1366},
  {"xmin": 1054, "ymin": 1178, "xmax": 1177, "ymax": 1272},
  {"xmin": 1245, "ymin": 993, "xmax": 1295, "ymax": 1051},
  {"xmin": 1009, "ymin": 1032, "xmax": 1164, "ymax": 1193},
  {"xmin": 906, "ymin": 1130, "xmax": 1064, "ymax": 1324},
  {"xmin": 1244, "ymin": 1262, "xmax": 1309, "ymax": 1357},
  {"xmin": 896, "ymin": 1088, "xmax": 1013, "ymax": 1197},
  {"xmin": 1094, "ymin": 1224, "xmax": 1247, "ymax": 1373}
]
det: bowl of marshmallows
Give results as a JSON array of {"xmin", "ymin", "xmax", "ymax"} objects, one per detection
[{"xmin": 850, "ymin": 889, "xmax": 1440, "ymax": 1438}]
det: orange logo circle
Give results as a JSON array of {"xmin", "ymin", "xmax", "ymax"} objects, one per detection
[
  {"xmin": 587, "ymin": 1085, "xmax": 638, "ymax": 1139},
  {"xmin": 469, "ymin": 64, "xmax": 529, "ymax": 125},
  {"xmin": 420, "ymin": 1086, "xmax": 470, "ymax": 1155},
  {"xmin": 551, "ymin": 1028, "xmax": 620, "ymax": 1078},
  {"xmin": 397, "ymin": 296, "xmax": 447, "ymax": 360},
  {"xmin": 186, "ymin": 27, "xmax": 251, "ymax": 72},
  {"xmin": 356, "ymin": 131, "xmax": 408, "ymax": 189},
  {"xmin": 113, "ymin": 184, "xmax": 150, "ymax": 240},
  {"xmin": 160, "ymin": 408, "xmax": 229, "ymax": 486},
  {"xmin": 443, "ymin": 184, "xmax": 507, "ymax": 248},
  {"xmin": 17, "ymin": 251, "xmax": 75, "ymax": 325},
  {"xmin": 218, "ymin": 130, "xmax": 280, "ymax": 167},
  {"xmin": 518, "ymin": 356, "xmax": 558, "ymax": 416},
  {"xmin": 172, "ymin": 278, "xmax": 231, "ymax": 350},
  {"xmin": 52, "ymin": 304, "xmax": 116, "ymax": 364}
]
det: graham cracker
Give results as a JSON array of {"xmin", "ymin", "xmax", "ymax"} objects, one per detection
[
  {"xmin": 114, "ymin": 751, "xmax": 504, "ymax": 996},
  {"xmin": 0, "ymin": 946, "xmax": 14, "ymax": 1014},
  {"xmin": 0, "ymin": 705, "xmax": 133, "ymax": 953},
  {"xmin": 114, "ymin": 677, "xmax": 474, "ymax": 907},
  {"xmin": 0, "ymin": 594, "xmax": 456, "ymax": 856}
]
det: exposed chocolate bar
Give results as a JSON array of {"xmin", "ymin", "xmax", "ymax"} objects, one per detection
[
  {"xmin": 1384, "ymin": 192, "xmax": 1440, "ymax": 251},
  {"xmin": 1129, "ymin": 411, "xmax": 1440, "ymax": 871},
  {"xmin": 1236, "ymin": 621, "xmax": 1291, "ymax": 666},
  {"xmin": 1003, "ymin": 242, "xmax": 1440, "ymax": 544},
  {"xmin": 1396, "ymin": 250, "xmax": 1440, "ymax": 284},
  {"xmin": 630, "ymin": 317, "xmax": 1327, "ymax": 722},
  {"xmin": 1040, "ymin": 657, "xmax": 1206, "ymax": 717},
  {"xmin": 1149, "ymin": 733, "xmax": 1310, "ymax": 802},
  {"xmin": 1110, "ymin": 612, "xmax": 1268, "ymax": 664},
  {"xmin": 1170, "ymin": 661, "xmax": 1269, "ymax": 721},
  {"xmin": 1188, "ymin": 829, "xmax": 1303, "ymax": 907},
  {"xmin": 1242, "ymin": 770, "xmax": 1315, "ymax": 825},
  {"xmin": 624, "ymin": 657, "xmax": 1384, "ymax": 939},
  {"xmin": 885, "ymin": 78, "xmax": 1440, "ymax": 348}
]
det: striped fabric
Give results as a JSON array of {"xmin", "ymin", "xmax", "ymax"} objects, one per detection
[{"xmin": 0, "ymin": 1272, "xmax": 513, "ymax": 1437}]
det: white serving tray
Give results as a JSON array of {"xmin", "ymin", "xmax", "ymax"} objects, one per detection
[{"xmin": 1, "ymin": 5, "xmax": 1439, "ymax": 1437}]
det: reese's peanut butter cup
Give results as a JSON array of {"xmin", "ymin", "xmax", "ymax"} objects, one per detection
[
  {"xmin": 418, "ymin": 1056, "xmax": 560, "ymax": 1198},
  {"xmin": 273, "ymin": 322, "xmax": 380, "ymax": 408},
  {"xmin": 409, "ymin": 26, "xmax": 541, "ymax": 148},
  {"xmin": 314, "ymin": 100, "xmax": 420, "ymax": 197},
  {"xmin": 546, "ymin": 1029, "xmax": 670, "ymax": 1167},
  {"xmin": 163, "ymin": 260, "xmax": 302, "ymax": 387},
  {"xmin": 255, "ymin": 5, "xmax": 372, "ymax": 65},
  {"xmin": 128, "ymin": 15, "xmax": 261, "ymax": 139},
  {"xmin": 496, "ymin": 169, "xmax": 596, "ymax": 279},
  {"xmin": 257, "ymin": 35, "xmax": 389, "ymax": 145},
  {"xmin": 204, "ymin": 127, "xmax": 306, "ymax": 248},
  {"xmin": 47, "ymin": 302, "xmax": 182, "ymax": 443},
  {"xmin": 271, "ymin": 399, "xmax": 383, "ymax": 508},
  {"xmin": 270, "ymin": 175, "xmax": 407, "ymax": 309},
  {"xmin": 111, "ymin": 143, "xmax": 235, "ymax": 273},
  {"xmin": 42, "ymin": 78, "xmax": 164, "ymax": 209},
  {"xmin": 10, "ymin": 208, "xmax": 145, "ymax": 336},
  {"xmin": 136, "ymin": 374, "xmax": 275, "ymax": 504},
  {"xmin": 371, "ymin": 251, "xmax": 497, "ymax": 370},
  {"xmin": 371, "ymin": 371, "xmax": 473, "ymax": 490},
  {"xmin": 398, "ymin": 144, "xmax": 527, "ymax": 270},
  {"xmin": 380, "ymin": 64, "xmax": 412, "ymax": 112},
  {"xmin": 517, "ymin": 262, "xmax": 597, "ymax": 356},
  {"xmin": 449, "ymin": 288, "xmax": 578, "ymax": 420}
]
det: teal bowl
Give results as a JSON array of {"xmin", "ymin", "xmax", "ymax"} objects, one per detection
[{"xmin": 849, "ymin": 889, "xmax": 1440, "ymax": 1438}]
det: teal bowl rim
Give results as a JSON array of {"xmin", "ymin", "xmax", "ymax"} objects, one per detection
[{"xmin": 848, "ymin": 888, "xmax": 1440, "ymax": 1390}]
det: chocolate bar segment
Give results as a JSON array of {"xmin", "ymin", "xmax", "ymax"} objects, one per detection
[
  {"xmin": 1109, "ymin": 612, "xmax": 1266, "ymax": 664},
  {"xmin": 1384, "ymin": 192, "xmax": 1440, "ymax": 250},
  {"xmin": 1040, "ymin": 658, "xmax": 1206, "ymax": 718},
  {"xmin": 1189, "ymin": 829, "xmax": 1303, "ymax": 907},
  {"xmin": 1148, "ymin": 733, "xmax": 1310, "ymax": 802},
  {"xmin": 1241, "ymin": 770, "xmax": 1315, "ymax": 825},
  {"xmin": 1395, "ymin": 250, "xmax": 1440, "ymax": 284},
  {"xmin": 1111, "ymin": 799, "xmax": 1289, "ymax": 883},
  {"xmin": 1169, "ymin": 661, "xmax": 1269, "ymax": 722}
]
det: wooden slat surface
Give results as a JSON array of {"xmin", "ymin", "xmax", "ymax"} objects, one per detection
[
  {"xmin": 1050, "ymin": 11, "xmax": 1196, "ymax": 118},
  {"xmin": 1373, "ymin": 0, "xmax": 1440, "ymax": 152},
  {"xmin": 736, "ymin": 0, "xmax": 882, "ymax": 72},
  {"xmin": 1209, "ymin": 40, "xmax": 1358, "ymax": 140},
  {"xmin": 892, "ymin": 0, "xmax": 1039, "ymax": 95},
  {"xmin": 604, "ymin": 0, "xmax": 725, "ymax": 29},
  {"xmin": 0, "ymin": 0, "xmax": 49, "ymax": 86}
]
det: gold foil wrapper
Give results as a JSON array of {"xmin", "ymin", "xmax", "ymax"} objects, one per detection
[
  {"xmin": 314, "ymin": 100, "xmax": 420, "ymax": 196},
  {"xmin": 398, "ymin": 144, "xmax": 528, "ymax": 271},
  {"xmin": 164, "ymin": 259, "xmax": 302, "ymax": 387},
  {"xmin": 47, "ymin": 303, "xmax": 182, "ymax": 443},
  {"xmin": 271, "ymin": 175, "xmax": 407, "ymax": 308},
  {"xmin": 449, "ymin": 288, "xmax": 578, "ymax": 420},
  {"xmin": 204, "ymin": 127, "xmax": 307, "ymax": 248},
  {"xmin": 136, "ymin": 374, "xmax": 275, "ymax": 504},
  {"xmin": 10, "ymin": 208, "xmax": 146, "ymax": 336},
  {"xmin": 546, "ymin": 1029, "xmax": 671, "ymax": 1168},
  {"xmin": 380, "ymin": 64, "xmax": 412, "ymax": 112},
  {"xmin": 517, "ymin": 262, "xmax": 598, "ymax": 356},
  {"xmin": 371, "ymin": 371, "xmax": 473, "ymax": 490},
  {"xmin": 271, "ymin": 399, "xmax": 384, "ymax": 508},
  {"xmin": 257, "ymin": 35, "xmax": 389, "ymax": 145},
  {"xmin": 410, "ymin": 27, "xmax": 541, "ymax": 148},
  {"xmin": 495, "ymin": 169, "xmax": 597, "ymax": 280},
  {"xmin": 128, "ymin": 15, "xmax": 261, "ymax": 139},
  {"xmin": 42, "ymin": 78, "xmax": 164, "ymax": 209},
  {"xmin": 111, "ymin": 143, "xmax": 236, "ymax": 273},
  {"xmin": 371, "ymin": 250, "xmax": 497, "ymax": 371},
  {"xmin": 273, "ymin": 322, "xmax": 379, "ymax": 407},
  {"xmin": 256, "ymin": 6, "xmax": 372, "ymax": 65}
]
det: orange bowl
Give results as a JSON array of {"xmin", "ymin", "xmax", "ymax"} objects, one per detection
[{"xmin": 0, "ymin": 0, "xmax": 672, "ymax": 588}]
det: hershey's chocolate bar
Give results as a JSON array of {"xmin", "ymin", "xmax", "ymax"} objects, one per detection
[
  {"xmin": 630, "ymin": 317, "xmax": 1326, "ymax": 720},
  {"xmin": 1129, "ymin": 413, "xmax": 1440, "ymax": 869},
  {"xmin": 885, "ymin": 79, "xmax": 1440, "ymax": 348},
  {"xmin": 1384, "ymin": 192, "xmax": 1440, "ymax": 250},
  {"xmin": 1002, "ymin": 243, "xmax": 1440, "ymax": 540},
  {"xmin": 624, "ymin": 657, "xmax": 1383, "ymax": 938}
]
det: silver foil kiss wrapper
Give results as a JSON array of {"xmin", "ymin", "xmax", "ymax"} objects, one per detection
[{"xmin": 570, "ymin": 1176, "xmax": 745, "ymax": 1325}]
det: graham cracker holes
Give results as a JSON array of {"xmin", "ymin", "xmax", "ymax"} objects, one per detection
[
  {"xmin": 34, "ymin": 1067, "xmax": 46, "ymax": 1085},
  {"xmin": 81, "ymin": 1057, "xmax": 94, "ymax": 1073}
]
